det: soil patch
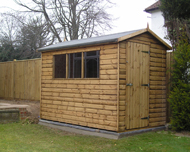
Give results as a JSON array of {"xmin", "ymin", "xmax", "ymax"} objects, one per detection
[{"xmin": 0, "ymin": 99, "xmax": 40, "ymax": 124}]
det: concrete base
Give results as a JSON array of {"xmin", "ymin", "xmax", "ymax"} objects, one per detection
[{"xmin": 39, "ymin": 119, "xmax": 166, "ymax": 139}]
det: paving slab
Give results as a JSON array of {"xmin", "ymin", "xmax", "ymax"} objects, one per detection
[{"xmin": 0, "ymin": 103, "xmax": 28, "ymax": 109}]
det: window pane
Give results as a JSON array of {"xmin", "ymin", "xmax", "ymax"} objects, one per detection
[
  {"xmin": 69, "ymin": 53, "xmax": 81, "ymax": 78},
  {"xmin": 54, "ymin": 54, "xmax": 66, "ymax": 78},
  {"xmin": 86, "ymin": 51, "xmax": 96, "ymax": 56},
  {"xmin": 84, "ymin": 51, "xmax": 99, "ymax": 78}
]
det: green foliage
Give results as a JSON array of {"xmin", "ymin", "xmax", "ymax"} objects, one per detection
[
  {"xmin": 169, "ymin": 38, "xmax": 190, "ymax": 131},
  {"xmin": 169, "ymin": 81, "xmax": 190, "ymax": 131},
  {"xmin": 160, "ymin": 0, "xmax": 190, "ymax": 20},
  {"xmin": 0, "ymin": 37, "xmax": 21, "ymax": 62},
  {"xmin": 160, "ymin": 0, "xmax": 190, "ymax": 47}
]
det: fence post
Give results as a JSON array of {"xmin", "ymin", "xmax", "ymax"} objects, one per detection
[{"xmin": 13, "ymin": 59, "xmax": 16, "ymax": 100}]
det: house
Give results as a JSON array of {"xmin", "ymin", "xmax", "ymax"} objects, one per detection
[
  {"xmin": 37, "ymin": 27, "xmax": 171, "ymax": 135},
  {"xmin": 145, "ymin": 0, "xmax": 167, "ymax": 43}
]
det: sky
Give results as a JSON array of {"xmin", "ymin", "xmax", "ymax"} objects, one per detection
[{"xmin": 0, "ymin": 0, "xmax": 158, "ymax": 34}]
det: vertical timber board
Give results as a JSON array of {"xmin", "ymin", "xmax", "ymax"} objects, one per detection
[
  {"xmin": 140, "ymin": 44, "xmax": 149, "ymax": 127},
  {"xmin": 125, "ymin": 42, "xmax": 150, "ymax": 130},
  {"xmin": 166, "ymin": 51, "xmax": 173, "ymax": 122},
  {"xmin": 117, "ymin": 43, "xmax": 120, "ymax": 132},
  {"xmin": 0, "ymin": 63, "xmax": 4, "ymax": 98},
  {"xmin": 0, "ymin": 59, "xmax": 41, "ymax": 101},
  {"xmin": 126, "ymin": 42, "xmax": 130, "ymax": 130}
]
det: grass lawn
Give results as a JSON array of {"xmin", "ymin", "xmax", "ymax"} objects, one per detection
[{"xmin": 0, "ymin": 123, "xmax": 190, "ymax": 152}]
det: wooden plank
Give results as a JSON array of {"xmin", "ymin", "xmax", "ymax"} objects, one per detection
[
  {"xmin": 150, "ymin": 43, "xmax": 166, "ymax": 50},
  {"xmin": 149, "ymin": 121, "xmax": 166, "ymax": 127},
  {"xmin": 119, "ymin": 85, "xmax": 126, "ymax": 90},
  {"xmin": 119, "ymin": 64, "xmax": 125, "ymax": 69},
  {"xmin": 125, "ymin": 41, "xmax": 131, "ymax": 129},
  {"xmin": 42, "ymin": 60, "xmax": 53, "ymax": 64},
  {"xmin": 150, "ymin": 86, "xmax": 166, "ymax": 90},
  {"xmin": 100, "ymin": 59, "xmax": 117, "ymax": 65},
  {"xmin": 150, "ymin": 67, "xmax": 166, "ymax": 72},
  {"xmin": 100, "ymin": 75, "xmax": 117, "ymax": 80},
  {"xmin": 41, "ymin": 79, "xmax": 117, "ymax": 85},
  {"xmin": 117, "ymin": 43, "xmax": 120, "ymax": 132},
  {"xmin": 150, "ymin": 71, "xmax": 166, "ymax": 77},
  {"xmin": 150, "ymin": 48, "xmax": 166, "ymax": 54},
  {"xmin": 149, "ymin": 99, "xmax": 166, "ymax": 104},
  {"xmin": 127, "ymin": 39, "xmax": 150, "ymax": 45},
  {"xmin": 149, "ymin": 108, "xmax": 166, "ymax": 113},
  {"xmin": 119, "ymin": 75, "xmax": 126, "ymax": 79},
  {"xmin": 150, "ymin": 53, "xmax": 166, "ymax": 59},
  {"xmin": 134, "ymin": 42, "xmax": 140, "ymax": 128},
  {"xmin": 150, "ymin": 76, "xmax": 166, "ymax": 81},
  {"xmin": 150, "ymin": 62, "xmax": 166, "ymax": 67},
  {"xmin": 149, "ymin": 112, "xmax": 166, "ymax": 118},
  {"xmin": 100, "ymin": 64, "xmax": 117, "ymax": 70},
  {"xmin": 149, "ymin": 103, "xmax": 166, "ymax": 109},
  {"xmin": 150, "ymin": 57, "xmax": 166, "ymax": 63},
  {"xmin": 100, "ymin": 69, "xmax": 117, "ymax": 75},
  {"xmin": 150, "ymin": 81, "xmax": 166, "ymax": 85},
  {"xmin": 100, "ymin": 48, "xmax": 117, "ymax": 55},
  {"xmin": 140, "ymin": 43, "xmax": 149, "ymax": 128},
  {"xmin": 149, "ymin": 90, "xmax": 166, "ymax": 95},
  {"xmin": 149, "ymin": 117, "xmax": 166, "ymax": 123},
  {"xmin": 150, "ymin": 94, "xmax": 166, "ymax": 99},
  {"xmin": 100, "ymin": 54, "xmax": 117, "ymax": 60},
  {"xmin": 119, "ymin": 59, "xmax": 126, "ymax": 64}
]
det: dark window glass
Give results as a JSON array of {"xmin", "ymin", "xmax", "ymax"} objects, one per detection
[
  {"xmin": 84, "ymin": 51, "xmax": 99, "ymax": 78},
  {"xmin": 86, "ymin": 51, "xmax": 97, "ymax": 56},
  {"xmin": 54, "ymin": 54, "xmax": 66, "ymax": 78},
  {"xmin": 69, "ymin": 53, "xmax": 81, "ymax": 78}
]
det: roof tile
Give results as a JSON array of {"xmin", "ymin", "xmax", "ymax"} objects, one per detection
[{"xmin": 144, "ymin": 1, "xmax": 160, "ymax": 12}]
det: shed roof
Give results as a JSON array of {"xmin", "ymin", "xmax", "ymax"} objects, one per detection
[
  {"xmin": 37, "ymin": 28, "xmax": 171, "ymax": 52},
  {"xmin": 144, "ymin": 1, "xmax": 160, "ymax": 13}
]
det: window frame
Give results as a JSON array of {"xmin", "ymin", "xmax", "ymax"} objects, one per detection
[
  {"xmin": 84, "ymin": 51, "xmax": 100, "ymax": 78},
  {"xmin": 53, "ymin": 50, "xmax": 100, "ymax": 79}
]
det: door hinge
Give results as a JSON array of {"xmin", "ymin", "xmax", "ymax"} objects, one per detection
[
  {"xmin": 141, "ymin": 50, "xmax": 150, "ymax": 55},
  {"xmin": 141, "ymin": 116, "xmax": 149, "ymax": 120},
  {"xmin": 141, "ymin": 83, "xmax": 149, "ymax": 87},
  {"xmin": 126, "ymin": 83, "xmax": 133, "ymax": 86}
]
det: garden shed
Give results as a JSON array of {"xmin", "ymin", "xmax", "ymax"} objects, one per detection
[{"xmin": 37, "ymin": 27, "xmax": 171, "ymax": 133}]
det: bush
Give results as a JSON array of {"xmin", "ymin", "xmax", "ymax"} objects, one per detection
[{"xmin": 169, "ymin": 38, "xmax": 190, "ymax": 131}]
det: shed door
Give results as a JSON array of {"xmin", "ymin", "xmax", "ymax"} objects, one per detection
[{"xmin": 125, "ymin": 42, "xmax": 149, "ymax": 129}]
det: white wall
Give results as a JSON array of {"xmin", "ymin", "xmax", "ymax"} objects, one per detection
[{"xmin": 150, "ymin": 10, "xmax": 167, "ymax": 40}]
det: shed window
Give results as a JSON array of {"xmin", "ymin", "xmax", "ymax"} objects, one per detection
[
  {"xmin": 54, "ymin": 54, "xmax": 66, "ymax": 78},
  {"xmin": 69, "ymin": 53, "xmax": 81, "ymax": 78},
  {"xmin": 84, "ymin": 51, "xmax": 99, "ymax": 78}
]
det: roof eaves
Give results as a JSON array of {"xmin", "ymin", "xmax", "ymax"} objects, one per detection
[
  {"xmin": 37, "ymin": 38, "xmax": 118, "ymax": 52},
  {"xmin": 144, "ymin": 1, "xmax": 160, "ymax": 13}
]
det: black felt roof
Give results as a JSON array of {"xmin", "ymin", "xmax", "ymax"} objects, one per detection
[{"xmin": 37, "ymin": 29, "xmax": 142, "ymax": 52}]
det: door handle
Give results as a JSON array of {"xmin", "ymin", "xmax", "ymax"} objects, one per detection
[{"xmin": 126, "ymin": 83, "xmax": 133, "ymax": 86}]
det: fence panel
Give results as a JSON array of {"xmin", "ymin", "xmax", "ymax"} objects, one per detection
[
  {"xmin": 0, "ymin": 59, "xmax": 41, "ymax": 101},
  {"xmin": 166, "ymin": 51, "xmax": 174, "ymax": 122}
]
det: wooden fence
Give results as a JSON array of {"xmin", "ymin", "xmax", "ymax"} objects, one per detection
[
  {"xmin": 0, "ymin": 52, "xmax": 173, "ymax": 103},
  {"xmin": 166, "ymin": 51, "xmax": 174, "ymax": 122},
  {"xmin": 0, "ymin": 59, "xmax": 41, "ymax": 101}
]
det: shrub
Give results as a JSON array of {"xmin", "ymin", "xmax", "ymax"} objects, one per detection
[{"xmin": 169, "ymin": 37, "xmax": 190, "ymax": 131}]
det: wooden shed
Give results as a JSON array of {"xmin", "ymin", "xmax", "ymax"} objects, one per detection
[{"xmin": 37, "ymin": 28, "xmax": 171, "ymax": 133}]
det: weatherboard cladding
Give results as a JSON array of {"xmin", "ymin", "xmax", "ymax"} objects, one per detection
[{"xmin": 37, "ymin": 29, "xmax": 142, "ymax": 52}]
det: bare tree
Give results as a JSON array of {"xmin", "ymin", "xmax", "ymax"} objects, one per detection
[
  {"xmin": 14, "ymin": 0, "xmax": 114, "ymax": 41},
  {"xmin": 0, "ymin": 13, "xmax": 53, "ymax": 61},
  {"xmin": 16, "ymin": 16, "xmax": 53, "ymax": 58}
]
